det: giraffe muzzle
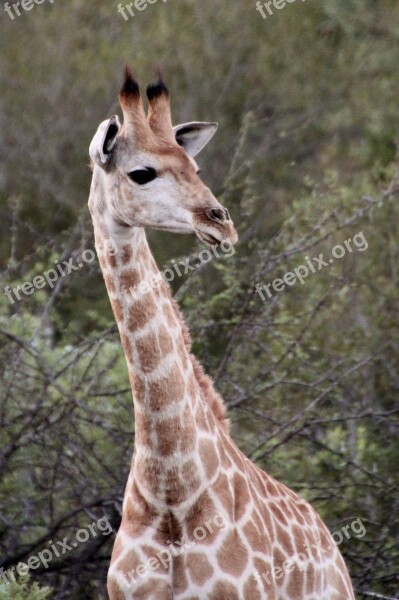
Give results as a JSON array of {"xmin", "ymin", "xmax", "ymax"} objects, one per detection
[{"xmin": 194, "ymin": 206, "xmax": 238, "ymax": 247}]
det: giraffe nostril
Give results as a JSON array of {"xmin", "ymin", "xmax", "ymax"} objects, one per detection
[{"xmin": 206, "ymin": 208, "xmax": 226, "ymax": 223}]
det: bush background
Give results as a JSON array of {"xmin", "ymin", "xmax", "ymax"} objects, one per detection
[{"xmin": 1, "ymin": 0, "xmax": 398, "ymax": 598}]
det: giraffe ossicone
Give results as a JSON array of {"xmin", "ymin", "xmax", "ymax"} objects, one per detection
[{"xmin": 88, "ymin": 66, "xmax": 355, "ymax": 599}]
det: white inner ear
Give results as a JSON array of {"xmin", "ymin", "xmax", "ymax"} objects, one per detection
[
  {"xmin": 173, "ymin": 122, "xmax": 218, "ymax": 158},
  {"xmin": 89, "ymin": 116, "xmax": 121, "ymax": 166}
]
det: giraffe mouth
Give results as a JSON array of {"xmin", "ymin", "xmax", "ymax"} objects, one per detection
[{"xmin": 195, "ymin": 230, "xmax": 223, "ymax": 246}]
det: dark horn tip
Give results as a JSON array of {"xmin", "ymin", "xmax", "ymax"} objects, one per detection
[
  {"xmin": 120, "ymin": 65, "xmax": 140, "ymax": 98},
  {"xmin": 146, "ymin": 66, "xmax": 169, "ymax": 101}
]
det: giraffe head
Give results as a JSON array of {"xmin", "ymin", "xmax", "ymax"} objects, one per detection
[{"xmin": 89, "ymin": 67, "xmax": 238, "ymax": 246}]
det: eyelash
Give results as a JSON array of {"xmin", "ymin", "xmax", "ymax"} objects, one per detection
[{"xmin": 128, "ymin": 168, "xmax": 157, "ymax": 185}]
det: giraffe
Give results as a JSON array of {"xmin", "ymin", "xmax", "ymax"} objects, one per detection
[{"xmin": 88, "ymin": 67, "xmax": 355, "ymax": 600}]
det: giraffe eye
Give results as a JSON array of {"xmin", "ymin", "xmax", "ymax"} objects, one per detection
[{"xmin": 128, "ymin": 168, "xmax": 157, "ymax": 185}]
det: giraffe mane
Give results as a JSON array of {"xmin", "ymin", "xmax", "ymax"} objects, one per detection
[{"xmin": 170, "ymin": 296, "xmax": 230, "ymax": 432}]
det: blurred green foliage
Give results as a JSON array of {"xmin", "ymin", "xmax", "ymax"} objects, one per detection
[{"xmin": 0, "ymin": 576, "xmax": 52, "ymax": 600}]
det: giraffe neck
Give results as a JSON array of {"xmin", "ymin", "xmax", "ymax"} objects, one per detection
[{"xmin": 92, "ymin": 208, "xmax": 223, "ymax": 512}]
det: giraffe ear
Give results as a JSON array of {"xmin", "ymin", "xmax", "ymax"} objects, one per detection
[
  {"xmin": 89, "ymin": 116, "xmax": 121, "ymax": 167},
  {"xmin": 173, "ymin": 122, "xmax": 218, "ymax": 158}
]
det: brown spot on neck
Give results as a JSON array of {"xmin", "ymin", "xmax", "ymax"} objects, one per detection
[{"xmin": 121, "ymin": 243, "xmax": 133, "ymax": 264}]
